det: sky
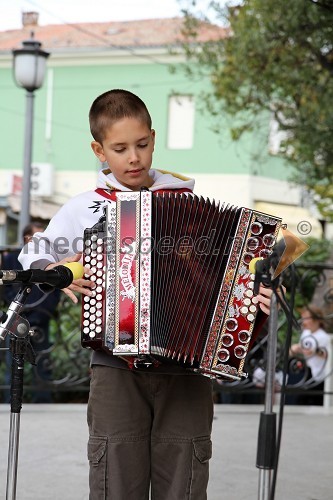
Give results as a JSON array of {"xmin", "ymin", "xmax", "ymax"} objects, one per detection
[{"xmin": 0, "ymin": 0, "xmax": 216, "ymax": 31}]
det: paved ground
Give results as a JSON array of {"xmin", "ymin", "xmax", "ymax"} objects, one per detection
[{"xmin": 0, "ymin": 403, "xmax": 332, "ymax": 500}]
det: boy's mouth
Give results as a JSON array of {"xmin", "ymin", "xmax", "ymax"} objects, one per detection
[{"xmin": 127, "ymin": 168, "xmax": 144, "ymax": 175}]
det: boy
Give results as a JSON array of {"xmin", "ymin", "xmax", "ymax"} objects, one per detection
[{"xmin": 20, "ymin": 89, "xmax": 273, "ymax": 499}]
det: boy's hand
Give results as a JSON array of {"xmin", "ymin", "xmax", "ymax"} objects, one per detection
[
  {"xmin": 253, "ymin": 285, "xmax": 283, "ymax": 316},
  {"xmin": 45, "ymin": 253, "xmax": 93, "ymax": 304}
]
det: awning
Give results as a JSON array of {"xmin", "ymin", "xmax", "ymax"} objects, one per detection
[
  {"xmin": 7, "ymin": 194, "xmax": 61, "ymax": 220},
  {"xmin": 254, "ymin": 202, "xmax": 322, "ymax": 239}
]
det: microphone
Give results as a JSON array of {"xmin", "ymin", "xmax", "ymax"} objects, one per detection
[
  {"xmin": 0, "ymin": 262, "xmax": 84, "ymax": 290},
  {"xmin": 249, "ymin": 228, "xmax": 309, "ymax": 281},
  {"xmin": 248, "ymin": 229, "xmax": 310, "ymax": 295},
  {"xmin": 249, "ymin": 237, "xmax": 287, "ymax": 277}
]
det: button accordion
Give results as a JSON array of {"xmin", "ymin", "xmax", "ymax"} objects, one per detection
[{"xmin": 81, "ymin": 191, "xmax": 282, "ymax": 380}]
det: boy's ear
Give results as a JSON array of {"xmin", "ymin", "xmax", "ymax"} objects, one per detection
[
  {"xmin": 151, "ymin": 129, "xmax": 156, "ymax": 151},
  {"xmin": 91, "ymin": 141, "xmax": 106, "ymax": 162}
]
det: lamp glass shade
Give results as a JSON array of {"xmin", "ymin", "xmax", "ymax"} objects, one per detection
[{"xmin": 13, "ymin": 40, "xmax": 50, "ymax": 92}]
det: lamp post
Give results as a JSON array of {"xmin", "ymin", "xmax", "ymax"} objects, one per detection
[{"xmin": 12, "ymin": 34, "xmax": 49, "ymax": 243}]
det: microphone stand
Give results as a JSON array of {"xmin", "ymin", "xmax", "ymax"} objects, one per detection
[
  {"xmin": 256, "ymin": 291, "xmax": 279, "ymax": 500},
  {"xmin": 253, "ymin": 262, "xmax": 282, "ymax": 500},
  {"xmin": 0, "ymin": 285, "xmax": 36, "ymax": 500}
]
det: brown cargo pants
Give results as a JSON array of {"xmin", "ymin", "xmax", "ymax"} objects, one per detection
[{"xmin": 87, "ymin": 365, "xmax": 214, "ymax": 500}]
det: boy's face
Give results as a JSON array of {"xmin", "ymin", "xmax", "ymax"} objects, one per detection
[{"xmin": 91, "ymin": 117, "xmax": 155, "ymax": 191}]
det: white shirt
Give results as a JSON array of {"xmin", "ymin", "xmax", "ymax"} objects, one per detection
[{"xmin": 300, "ymin": 328, "xmax": 330, "ymax": 381}]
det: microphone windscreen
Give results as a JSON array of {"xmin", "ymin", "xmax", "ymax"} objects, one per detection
[
  {"xmin": 249, "ymin": 257, "xmax": 262, "ymax": 275},
  {"xmin": 63, "ymin": 262, "xmax": 84, "ymax": 280}
]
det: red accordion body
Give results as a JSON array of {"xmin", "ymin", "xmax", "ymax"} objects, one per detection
[{"xmin": 81, "ymin": 191, "xmax": 282, "ymax": 380}]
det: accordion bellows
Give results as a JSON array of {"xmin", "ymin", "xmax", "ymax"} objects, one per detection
[{"xmin": 81, "ymin": 191, "xmax": 282, "ymax": 380}]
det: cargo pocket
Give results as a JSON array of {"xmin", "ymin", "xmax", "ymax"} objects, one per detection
[
  {"xmin": 189, "ymin": 437, "xmax": 212, "ymax": 499},
  {"xmin": 88, "ymin": 436, "xmax": 108, "ymax": 500}
]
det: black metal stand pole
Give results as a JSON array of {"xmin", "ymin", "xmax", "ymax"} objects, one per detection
[
  {"xmin": 0, "ymin": 286, "xmax": 36, "ymax": 500},
  {"xmin": 256, "ymin": 292, "xmax": 279, "ymax": 500},
  {"xmin": 7, "ymin": 337, "xmax": 26, "ymax": 500}
]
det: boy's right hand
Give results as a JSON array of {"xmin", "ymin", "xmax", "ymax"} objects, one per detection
[{"xmin": 45, "ymin": 253, "xmax": 94, "ymax": 304}]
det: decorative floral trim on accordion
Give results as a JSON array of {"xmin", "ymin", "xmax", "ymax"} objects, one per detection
[
  {"xmin": 113, "ymin": 343, "xmax": 138, "ymax": 354},
  {"xmin": 138, "ymin": 191, "xmax": 152, "ymax": 354},
  {"xmin": 255, "ymin": 215, "xmax": 279, "ymax": 225},
  {"xmin": 105, "ymin": 204, "xmax": 117, "ymax": 350},
  {"xmin": 200, "ymin": 210, "xmax": 281, "ymax": 380},
  {"xmin": 117, "ymin": 192, "xmax": 141, "ymax": 201},
  {"xmin": 199, "ymin": 208, "xmax": 251, "ymax": 379}
]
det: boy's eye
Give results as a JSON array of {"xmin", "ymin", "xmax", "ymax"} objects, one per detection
[
  {"xmin": 138, "ymin": 143, "xmax": 148, "ymax": 148},
  {"xmin": 114, "ymin": 148, "xmax": 125, "ymax": 153}
]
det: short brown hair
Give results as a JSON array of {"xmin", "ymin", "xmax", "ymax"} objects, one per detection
[
  {"xmin": 89, "ymin": 89, "xmax": 152, "ymax": 143},
  {"xmin": 23, "ymin": 222, "xmax": 45, "ymax": 239},
  {"xmin": 301, "ymin": 305, "xmax": 326, "ymax": 328}
]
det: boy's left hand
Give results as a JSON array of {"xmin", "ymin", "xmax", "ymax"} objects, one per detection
[{"xmin": 253, "ymin": 285, "xmax": 280, "ymax": 316}]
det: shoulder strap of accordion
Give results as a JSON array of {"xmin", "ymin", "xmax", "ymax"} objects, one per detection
[
  {"xmin": 95, "ymin": 187, "xmax": 193, "ymax": 201},
  {"xmin": 95, "ymin": 188, "xmax": 118, "ymax": 201}
]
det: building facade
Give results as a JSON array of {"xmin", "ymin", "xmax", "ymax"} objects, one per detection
[{"xmin": 0, "ymin": 13, "xmax": 322, "ymax": 244}]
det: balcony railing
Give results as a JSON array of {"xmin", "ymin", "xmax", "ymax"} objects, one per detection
[{"xmin": 0, "ymin": 256, "xmax": 332, "ymax": 405}]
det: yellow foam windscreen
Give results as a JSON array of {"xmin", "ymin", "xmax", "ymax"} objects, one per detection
[
  {"xmin": 63, "ymin": 262, "xmax": 84, "ymax": 280},
  {"xmin": 248, "ymin": 257, "xmax": 262, "ymax": 275}
]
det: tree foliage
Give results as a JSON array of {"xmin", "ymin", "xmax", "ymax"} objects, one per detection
[{"xmin": 180, "ymin": 0, "xmax": 333, "ymax": 218}]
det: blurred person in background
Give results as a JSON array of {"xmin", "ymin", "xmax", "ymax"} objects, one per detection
[{"xmin": 289, "ymin": 305, "xmax": 330, "ymax": 405}]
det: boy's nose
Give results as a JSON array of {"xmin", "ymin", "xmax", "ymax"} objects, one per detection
[{"xmin": 128, "ymin": 148, "xmax": 139, "ymax": 163}]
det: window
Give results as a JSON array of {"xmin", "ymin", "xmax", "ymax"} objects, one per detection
[
  {"xmin": 268, "ymin": 110, "xmax": 293, "ymax": 155},
  {"xmin": 167, "ymin": 95, "xmax": 195, "ymax": 149}
]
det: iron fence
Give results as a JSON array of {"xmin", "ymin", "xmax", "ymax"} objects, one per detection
[{"xmin": 0, "ymin": 259, "xmax": 332, "ymax": 405}]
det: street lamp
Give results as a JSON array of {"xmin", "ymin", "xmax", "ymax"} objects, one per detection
[{"xmin": 12, "ymin": 34, "xmax": 50, "ymax": 243}]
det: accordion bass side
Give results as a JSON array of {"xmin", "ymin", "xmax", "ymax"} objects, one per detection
[{"xmin": 81, "ymin": 191, "xmax": 282, "ymax": 380}]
